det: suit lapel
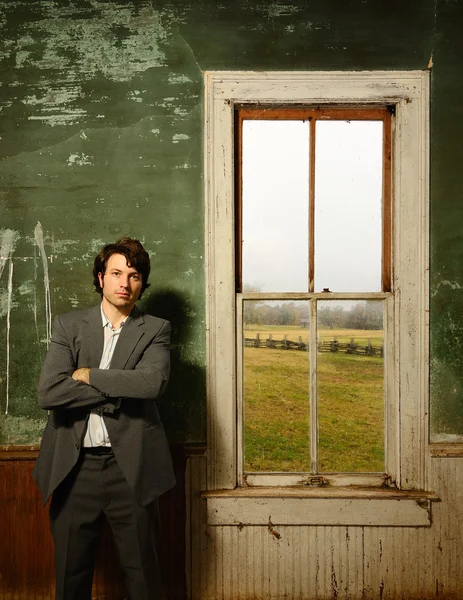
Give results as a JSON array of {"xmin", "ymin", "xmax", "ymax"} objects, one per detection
[
  {"xmin": 109, "ymin": 306, "xmax": 145, "ymax": 369},
  {"xmin": 82, "ymin": 305, "xmax": 104, "ymax": 367}
]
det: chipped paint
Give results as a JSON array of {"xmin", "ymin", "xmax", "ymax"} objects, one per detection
[
  {"xmin": 168, "ymin": 73, "xmax": 193, "ymax": 84},
  {"xmin": 257, "ymin": 2, "xmax": 301, "ymax": 18},
  {"xmin": 432, "ymin": 278, "xmax": 462, "ymax": 295},
  {"xmin": 67, "ymin": 153, "xmax": 93, "ymax": 166},
  {"xmin": 128, "ymin": 90, "xmax": 144, "ymax": 102},
  {"xmin": 7, "ymin": 1, "xmax": 175, "ymax": 127},
  {"xmin": 172, "ymin": 133, "xmax": 190, "ymax": 143},
  {"xmin": 20, "ymin": 3, "xmax": 168, "ymax": 81}
]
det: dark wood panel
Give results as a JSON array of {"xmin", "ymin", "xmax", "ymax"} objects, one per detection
[{"xmin": 0, "ymin": 446, "xmax": 186, "ymax": 600}]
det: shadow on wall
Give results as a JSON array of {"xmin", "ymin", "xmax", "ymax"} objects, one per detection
[{"xmin": 142, "ymin": 289, "xmax": 206, "ymax": 444}]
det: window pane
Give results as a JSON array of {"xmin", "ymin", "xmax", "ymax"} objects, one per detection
[
  {"xmin": 317, "ymin": 300, "xmax": 385, "ymax": 472},
  {"xmin": 243, "ymin": 300, "xmax": 310, "ymax": 472},
  {"xmin": 242, "ymin": 120, "xmax": 309, "ymax": 292},
  {"xmin": 314, "ymin": 121, "xmax": 383, "ymax": 292}
]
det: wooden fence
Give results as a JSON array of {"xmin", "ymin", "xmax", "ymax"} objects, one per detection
[{"xmin": 244, "ymin": 334, "xmax": 384, "ymax": 357}]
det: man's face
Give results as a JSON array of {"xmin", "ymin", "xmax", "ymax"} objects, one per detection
[{"xmin": 98, "ymin": 253, "xmax": 143, "ymax": 311}]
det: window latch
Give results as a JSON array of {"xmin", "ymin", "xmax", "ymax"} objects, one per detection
[{"xmin": 299, "ymin": 476, "xmax": 328, "ymax": 487}]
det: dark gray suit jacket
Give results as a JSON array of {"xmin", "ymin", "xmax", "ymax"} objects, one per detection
[{"xmin": 32, "ymin": 304, "xmax": 176, "ymax": 506}]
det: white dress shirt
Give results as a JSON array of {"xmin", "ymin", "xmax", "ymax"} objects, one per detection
[{"xmin": 82, "ymin": 305, "xmax": 127, "ymax": 447}]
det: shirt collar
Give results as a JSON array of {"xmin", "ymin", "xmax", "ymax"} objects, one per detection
[{"xmin": 100, "ymin": 304, "xmax": 128, "ymax": 330}]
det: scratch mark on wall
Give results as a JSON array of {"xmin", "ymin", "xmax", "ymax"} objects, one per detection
[
  {"xmin": 5, "ymin": 259, "xmax": 13, "ymax": 415},
  {"xmin": 34, "ymin": 222, "xmax": 52, "ymax": 345}
]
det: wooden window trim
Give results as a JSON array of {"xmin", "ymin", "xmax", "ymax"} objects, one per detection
[{"xmin": 205, "ymin": 71, "xmax": 429, "ymax": 499}]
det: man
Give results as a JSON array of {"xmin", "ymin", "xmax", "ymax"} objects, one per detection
[{"xmin": 32, "ymin": 237, "xmax": 175, "ymax": 600}]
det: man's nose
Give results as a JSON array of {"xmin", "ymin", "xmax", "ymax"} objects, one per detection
[{"xmin": 120, "ymin": 275, "xmax": 130, "ymax": 288}]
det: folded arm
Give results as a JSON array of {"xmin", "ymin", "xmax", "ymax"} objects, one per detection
[
  {"xmin": 89, "ymin": 321, "xmax": 171, "ymax": 400},
  {"xmin": 38, "ymin": 315, "xmax": 113, "ymax": 411}
]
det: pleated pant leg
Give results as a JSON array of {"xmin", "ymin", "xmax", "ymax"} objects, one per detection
[{"xmin": 49, "ymin": 451, "xmax": 161, "ymax": 600}]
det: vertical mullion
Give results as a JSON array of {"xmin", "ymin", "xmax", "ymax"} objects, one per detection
[
  {"xmin": 309, "ymin": 298, "xmax": 318, "ymax": 473},
  {"xmin": 236, "ymin": 294, "xmax": 244, "ymax": 484},
  {"xmin": 382, "ymin": 110, "xmax": 392, "ymax": 292},
  {"xmin": 308, "ymin": 118, "xmax": 316, "ymax": 293}
]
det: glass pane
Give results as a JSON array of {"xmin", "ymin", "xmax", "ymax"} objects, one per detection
[
  {"xmin": 317, "ymin": 300, "xmax": 385, "ymax": 472},
  {"xmin": 242, "ymin": 120, "xmax": 309, "ymax": 292},
  {"xmin": 243, "ymin": 300, "xmax": 310, "ymax": 471},
  {"xmin": 314, "ymin": 121, "xmax": 383, "ymax": 292}
]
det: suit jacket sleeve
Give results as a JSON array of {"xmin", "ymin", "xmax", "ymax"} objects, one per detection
[
  {"xmin": 88, "ymin": 320, "xmax": 171, "ymax": 400},
  {"xmin": 38, "ymin": 314, "xmax": 112, "ymax": 411}
]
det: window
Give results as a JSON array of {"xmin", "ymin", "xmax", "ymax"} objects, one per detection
[
  {"xmin": 204, "ymin": 72, "xmax": 432, "ymax": 525},
  {"xmin": 237, "ymin": 107, "xmax": 390, "ymax": 487}
]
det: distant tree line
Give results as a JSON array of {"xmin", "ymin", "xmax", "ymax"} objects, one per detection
[{"xmin": 243, "ymin": 300, "xmax": 383, "ymax": 330}]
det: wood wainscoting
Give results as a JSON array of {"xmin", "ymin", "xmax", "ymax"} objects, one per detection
[{"xmin": 0, "ymin": 445, "xmax": 186, "ymax": 600}]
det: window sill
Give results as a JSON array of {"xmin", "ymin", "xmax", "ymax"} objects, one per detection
[
  {"xmin": 202, "ymin": 487, "xmax": 439, "ymax": 527},
  {"xmin": 429, "ymin": 443, "xmax": 463, "ymax": 457}
]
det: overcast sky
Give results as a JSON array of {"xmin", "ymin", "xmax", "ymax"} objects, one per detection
[{"xmin": 242, "ymin": 119, "xmax": 383, "ymax": 293}]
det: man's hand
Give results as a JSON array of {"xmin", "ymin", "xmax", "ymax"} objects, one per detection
[{"xmin": 72, "ymin": 368, "xmax": 91, "ymax": 385}]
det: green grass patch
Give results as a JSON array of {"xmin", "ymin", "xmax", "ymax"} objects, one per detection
[{"xmin": 243, "ymin": 346, "xmax": 384, "ymax": 473}]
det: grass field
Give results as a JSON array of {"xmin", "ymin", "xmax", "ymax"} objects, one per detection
[{"xmin": 243, "ymin": 325, "xmax": 385, "ymax": 473}]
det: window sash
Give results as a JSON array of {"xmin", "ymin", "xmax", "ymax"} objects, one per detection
[
  {"xmin": 235, "ymin": 107, "xmax": 392, "ymax": 294},
  {"xmin": 236, "ymin": 292, "xmax": 393, "ymax": 486}
]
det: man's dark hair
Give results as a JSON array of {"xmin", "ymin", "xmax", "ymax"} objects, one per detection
[{"xmin": 93, "ymin": 237, "xmax": 151, "ymax": 299}]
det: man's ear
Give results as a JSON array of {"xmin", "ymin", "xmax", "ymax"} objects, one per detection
[{"xmin": 98, "ymin": 272, "xmax": 104, "ymax": 288}]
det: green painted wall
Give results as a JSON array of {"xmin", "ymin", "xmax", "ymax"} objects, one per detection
[{"xmin": 0, "ymin": 0, "xmax": 461, "ymax": 444}]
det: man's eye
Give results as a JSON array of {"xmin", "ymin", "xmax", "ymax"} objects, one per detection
[
  {"xmin": 112, "ymin": 272, "xmax": 120, "ymax": 277},
  {"xmin": 131, "ymin": 275, "xmax": 140, "ymax": 281}
]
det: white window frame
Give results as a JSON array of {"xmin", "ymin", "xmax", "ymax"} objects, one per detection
[{"xmin": 204, "ymin": 71, "xmax": 432, "ymax": 525}]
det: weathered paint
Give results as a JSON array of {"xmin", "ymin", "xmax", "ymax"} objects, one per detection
[{"xmin": 187, "ymin": 453, "xmax": 463, "ymax": 599}]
